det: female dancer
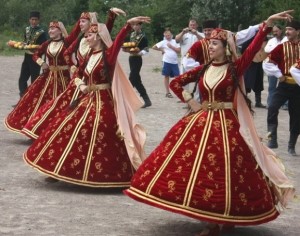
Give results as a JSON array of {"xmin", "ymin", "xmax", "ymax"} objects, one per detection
[
  {"xmin": 125, "ymin": 11, "xmax": 295, "ymax": 236},
  {"xmin": 5, "ymin": 20, "xmax": 81, "ymax": 133},
  {"xmin": 22, "ymin": 8, "xmax": 126, "ymax": 139},
  {"xmin": 24, "ymin": 16, "xmax": 150, "ymax": 187}
]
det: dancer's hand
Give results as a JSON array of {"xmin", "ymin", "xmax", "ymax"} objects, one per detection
[
  {"xmin": 79, "ymin": 84, "xmax": 88, "ymax": 94},
  {"xmin": 188, "ymin": 99, "xmax": 201, "ymax": 112},
  {"xmin": 41, "ymin": 62, "xmax": 49, "ymax": 71},
  {"xmin": 110, "ymin": 7, "xmax": 126, "ymax": 16},
  {"xmin": 127, "ymin": 16, "xmax": 151, "ymax": 25},
  {"xmin": 266, "ymin": 10, "xmax": 294, "ymax": 26}
]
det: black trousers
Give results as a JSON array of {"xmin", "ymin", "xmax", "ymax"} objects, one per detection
[
  {"xmin": 18, "ymin": 53, "xmax": 41, "ymax": 96},
  {"xmin": 129, "ymin": 56, "xmax": 147, "ymax": 97},
  {"xmin": 267, "ymin": 82, "xmax": 300, "ymax": 135}
]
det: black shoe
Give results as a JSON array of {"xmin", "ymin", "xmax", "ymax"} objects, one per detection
[
  {"xmin": 288, "ymin": 148, "xmax": 297, "ymax": 156},
  {"xmin": 11, "ymin": 104, "xmax": 17, "ymax": 108},
  {"xmin": 267, "ymin": 140, "xmax": 278, "ymax": 149},
  {"xmin": 255, "ymin": 103, "xmax": 266, "ymax": 108},
  {"xmin": 141, "ymin": 100, "xmax": 152, "ymax": 108}
]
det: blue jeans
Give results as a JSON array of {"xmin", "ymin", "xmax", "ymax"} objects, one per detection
[{"xmin": 267, "ymin": 76, "xmax": 278, "ymax": 106}]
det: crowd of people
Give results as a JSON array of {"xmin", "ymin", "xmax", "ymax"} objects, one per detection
[{"xmin": 3, "ymin": 7, "xmax": 299, "ymax": 236}]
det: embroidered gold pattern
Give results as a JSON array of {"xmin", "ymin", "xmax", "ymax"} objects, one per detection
[
  {"xmin": 239, "ymin": 193, "xmax": 248, "ymax": 206},
  {"xmin": 168, "ymin": 180, "xmax": 176, "ymax": 193},
  {"xmin": 203, "ymin": 188, "xmax": 214, "ymax": 201}
]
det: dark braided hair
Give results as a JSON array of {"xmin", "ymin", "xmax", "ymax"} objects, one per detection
[
  {"xmin": 101, "ymin": 46, "xmax": 112, "ymax": 85},
  {"xmin": 228, "ymin": 61, "xmax": 254, "ymax": 114},
  {"xmin": 73, "ymin": 34, "xmax": 85, "ymax": 66},
  {"xmin": 191, "ymin": 60, "xmax": 213, "ymax": 97}
]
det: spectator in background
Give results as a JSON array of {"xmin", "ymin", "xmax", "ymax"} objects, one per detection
[
  {"xmin": 152, "ymin": 29, "xmax": 180, "ymax": 98},
  {"xmin": 175, "ymin": 19, "xmax": 204, "ymax": 74},
  {"xmin": 263, "ymin": 20, "xmax": 300, "ymax": 156},
  {"xmin": 264, "ymin": 25, "xmax": 285, "ymax": 107},
  {"xmin": 123, "ymin": 22, "xmax": 152, "ymax": 108},
  {"xmin": 240, "ymin": 33, "xmax": 268, "ymax": 108},
  {"xmin": 18, "ymin": 11, "xmax": 48, "ymax": 98}
]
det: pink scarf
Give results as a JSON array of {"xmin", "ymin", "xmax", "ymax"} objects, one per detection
[{"xmin": 236, "ymin": 78, "xmax": 295, "ymax": 209}]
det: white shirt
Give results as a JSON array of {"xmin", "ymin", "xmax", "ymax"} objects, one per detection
[
  {"xmin": 155, "ymin": 39, "xmax": 180, "ymax": 64},
  {"xmin": 235, "ymin": 24, "xmax": 260, "ymax": 46},
  {"xmin": 264, "ymin": 36, "xmax": 284, "ymax": 53},
  {"xmin": 290, "ymin": 66, "xmax": 300, "ymax": 86},
  {"xmin": 180, "ymin": 32, "xmax": 204, "ymax": 57},
  {"xmin": 262, "ymin": 36, "xmax": 287, "ymax": 77}
]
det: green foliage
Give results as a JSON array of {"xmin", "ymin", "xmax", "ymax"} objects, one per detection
[{"xmin": 0, "ymin": 31, "xmax": 24, "ymax": 56}]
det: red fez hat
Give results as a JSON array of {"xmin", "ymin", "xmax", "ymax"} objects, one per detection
[
  {"xmin": 88, "ymin": 23, "xmax": 99, "ymax": 34},
  {"xmin": 210, "ymin": 28, "xmax": 227, "ymax": 41},
  {"xmin": 49, "ymin": 21, "xmax": 60, "ymax": 29},
  {"xmin": 80, "ymin": 12, "xmax": 91, "ymax": 20}
]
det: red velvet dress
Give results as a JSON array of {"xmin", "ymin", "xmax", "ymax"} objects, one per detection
[
  {"xmin": 125, "ymin": 26, "xmax": 280, "ymax": 225},
  {"xmin": 22, "ymin": 14, "xmax": 116, "ymax": 139},
  {"xmin": 24, "ymin": 24, "xmax": 134, "ymax": 187},
  {"xmin": 4, "ymin": 22, "xmax": 81, "ymax": 133}
]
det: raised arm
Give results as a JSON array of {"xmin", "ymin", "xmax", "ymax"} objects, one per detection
[
  {"xmin": 107, "ymin": 16, "xmax": 151, "ymax": 66},
  {"xmin": 106, "ymin": 8, "xmax": 126, "ymax": 33},
  {"xmin": 236, "ymin": 10, "xmax": 294, "ymax": 76},
  {"xmin": 64, "ymin": 20, "xmax": 81, "ymax": 46}
]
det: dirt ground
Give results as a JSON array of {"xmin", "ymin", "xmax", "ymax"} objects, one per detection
[{"xmin": 0, "ymin": 51, "xmax": 299, "ymax": 236}]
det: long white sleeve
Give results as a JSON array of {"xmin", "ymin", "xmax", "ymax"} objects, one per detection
[
  {"xmin": 290, "ymin": 66, "xmax": 300, "ymax": 86},
  {"xmin": 235, "ymin": 24, "xmax": 260, "ymax": 46},
  {"xmin": 138, "ymin": 49, "xmax": 149, "ymax": 56},
  {"xmin": 262, "ymin": 61, "xmax": 283, "ymax": 78},
  {"xmin": 182, "ymin": 56, "xmax": 200, "ymax": 71}
]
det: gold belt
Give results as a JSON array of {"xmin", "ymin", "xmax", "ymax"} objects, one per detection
[
  {"xmin": 201, "ymin": 101, "xmax": 233, "ymax": 111},
  {"xmin": 49, "ymin": 65, "xmax": 69, "ymax": 71},
  {"xmin": 87, "ymin": 83, "xmax": 111, "ymax": 92},
  {"xmin": 284, "ymin": 76, "xmax": 297, "ymax": 85}
]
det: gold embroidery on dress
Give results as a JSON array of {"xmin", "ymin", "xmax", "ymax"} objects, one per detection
[
  {"xmin": 239, "ymin": 175, "xmax": 245, "ymax": 183},
  {"xmin": 140, "ymin": 170, "xmax": 150, "ymax": 179},
  {"xmin": 71, "ymin": 158, "xmax": 80, "ymax": 168},
  {"xmin": 239, "ymin": 193, "xmax": 248, "ymax": 205},
  {"xmin": 207, "ymin": 171, "xmax": 214, "ymax": 180},
  {"xmin": 236, "ymin": 155, "xmax": 243, "ymax": 168},
  {"xmin": 202, "ymin": 188, "xmax": 213, "ymax": 201},
  {"xmin": 122, "ymin": 162, "xmax": 128, "ymax": 173},
  {"xmin": 207, "ymin": 153, "xmax": 217, "ymax": 166},
  {"xmin": 168, "ymin": 180, "xmax": 176, "ymax": 193},
  {"xmin": 175, "ymin": 166, "xmax": 183, "ymax": 173},
  {"xmin": 226, "ymin": 119, "xmax": 233, "ymax": 131},
  {"xmin": 48, "ymin": 149, "xmax": 54, "ymax": 159},
  {"xmin": 226, "ymin": 86, "xmax": 233, "ymax": 99},
  {"xmin": 182, "ymin": 149, "xmax": 193, "ymax": 159}
]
